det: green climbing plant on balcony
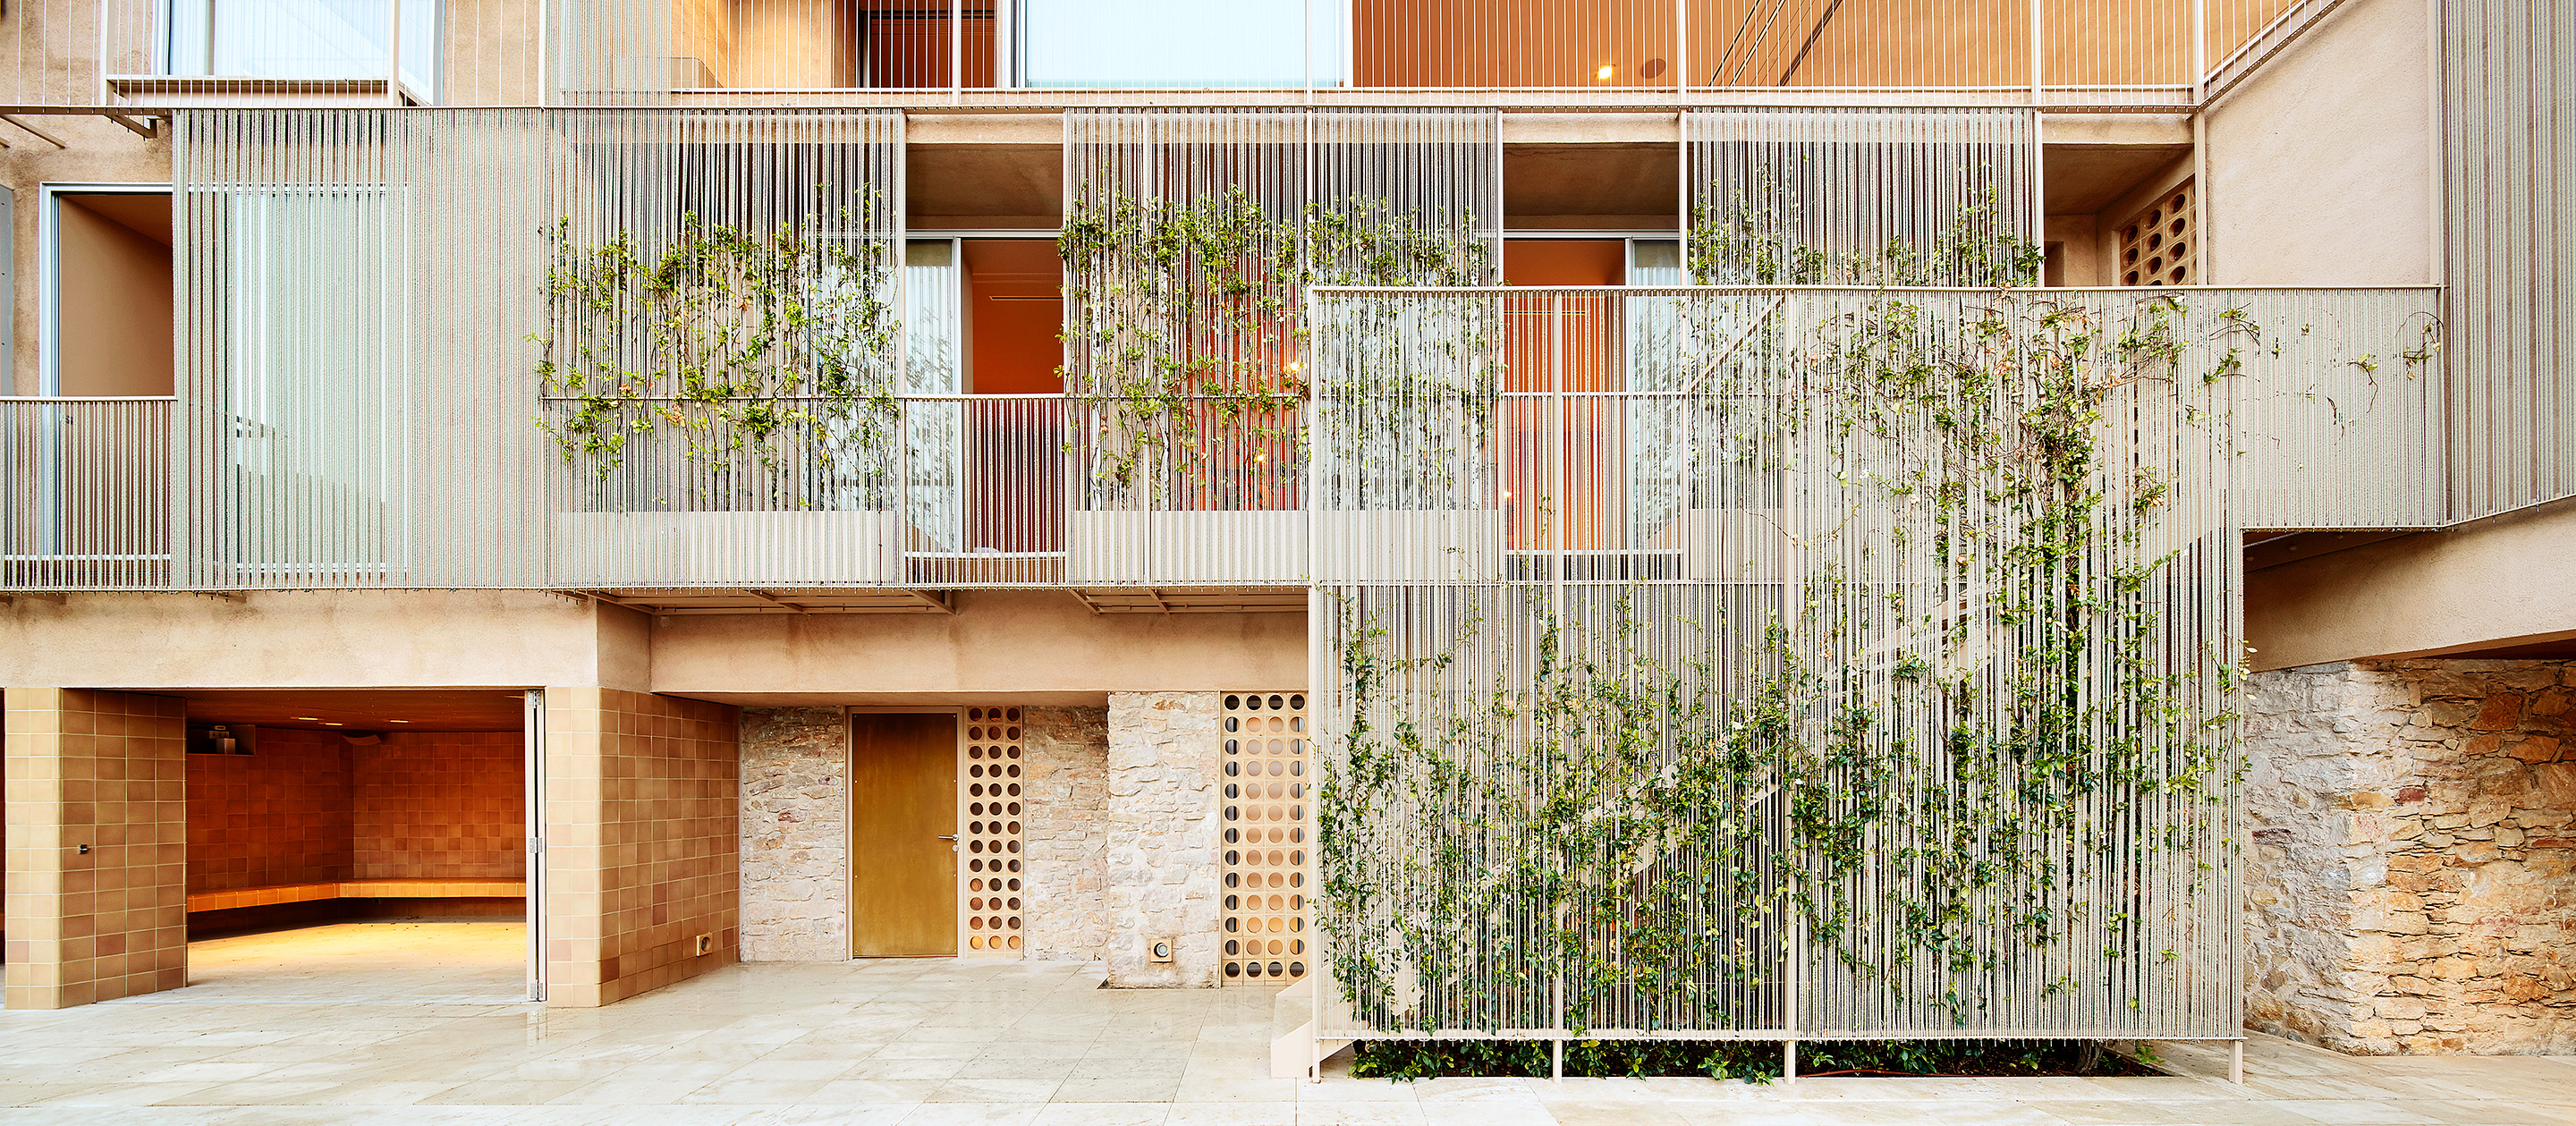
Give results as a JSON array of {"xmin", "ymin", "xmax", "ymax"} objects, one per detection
[
  {"xmin": 1057, "ymin": 186, "xmax": 1492, "ymax": 510},
  {"xmin": 1314, "ymin": 280, "xmax": 2264, "ymax": 1034},
  {"xmin": 533, "ymin": 209, "xmax": 901, "ymax": 509}
]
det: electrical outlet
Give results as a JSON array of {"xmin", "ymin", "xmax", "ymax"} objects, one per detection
[
  {"xmin": 694, "ymin": 933, "xmax": 714, "ymax": 956},
  {"xmin": 1148, "ymin": 938, "xmax": 1174, "ymax": 963}
]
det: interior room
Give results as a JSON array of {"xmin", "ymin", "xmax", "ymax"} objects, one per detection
[
  {"xmin": 174, "ymin": 689, "xmax": 530, "ymax": 1003},
  {"xmin": 48, "ymin": 189, "xmax": 174, "ymax": 397}
]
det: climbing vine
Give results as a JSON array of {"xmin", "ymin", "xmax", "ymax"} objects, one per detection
[
  {"xmin": 534, "ymin": 209, "xmax": 900, "ymax": 506},
  {"xmin": 1315, "ymin": 284, "xmax": 2268, "ymax": 1034},
  {"xmin": 1057, "ymin": 187, "xmax": 1490, "ymax": 507},
  {"xmin": 1690, "ymin": 184, "xmax": 2044, "ymax": 287}
]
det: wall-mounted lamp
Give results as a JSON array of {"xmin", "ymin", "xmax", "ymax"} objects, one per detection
[{"xmin": 189, "ymin": 723, "xmax": 256, "ymax": 755}]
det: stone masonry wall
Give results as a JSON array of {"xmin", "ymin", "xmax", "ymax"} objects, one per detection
[
  {"xmin": 739, "ymin": 707, "xmax": 848, "ymax": 962},
  {"xmin": 1105, "ymin": 691, "xmax": 1224, "ymax": 986},
  {"xmin": 1022, "ymin": 706, "xmax": 1109, "ymax": 961},
  {"xmin": 2245, "ymin": 660, "xmax": 2576, "ymax": 1054}
]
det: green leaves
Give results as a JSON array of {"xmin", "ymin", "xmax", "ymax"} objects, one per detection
[{"xmin": 533, "ymin": 207, "xmax": 900, "ymax": 498}]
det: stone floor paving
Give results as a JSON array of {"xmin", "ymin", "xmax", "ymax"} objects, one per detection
[{"xmin": 1, "ymin": 923, "xmax": 2570, "ymax": 1124}]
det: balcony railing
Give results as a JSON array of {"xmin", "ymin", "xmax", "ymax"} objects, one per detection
[
  {"xmin": 0, "ymin": 0, "xmax": 2318, "ymax": 106},
  {"xmin": 0, "ymin": 397, "xmax": 173, "ymax": 590},
  {"xmin": 6, "ymin": 287, "xmax": 2437, "ymax": 593},
  {"xmin": 544, "ymin": 0, "xmax": 2297, "ymax": 104}
]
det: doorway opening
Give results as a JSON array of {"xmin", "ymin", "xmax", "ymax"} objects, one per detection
[
  {"xmin": 848, "ymin": 707, "xmax": 1026, "ymax": 959},
  {"xmin": 174, "ymin": 689, "xmax": 535, "ymax": 1003}
]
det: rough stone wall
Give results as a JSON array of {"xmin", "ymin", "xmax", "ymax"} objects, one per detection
[
  {"xmin": 1022, "ymin": 706, "xmax": 1110, "ymax": 961},
  {"xmin": 2245, "ymin": 659, "xmax": 2576, "ymax": 1054},
  {"xmin": 1104, "ymin": 691, "xmax": 1224, "ymax": 986},
  {"xmin": 738, "ymin": 707, "xmax": 848, "ymax": 962}
]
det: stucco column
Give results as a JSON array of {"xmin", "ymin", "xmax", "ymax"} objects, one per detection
[
  {"xmin": 4, "ymin": 688, "xmax": 189, "ymax": 1009},
  {"xmin": 1104, "ymin": 690, "xmax": 1223, "ymax": 986}
]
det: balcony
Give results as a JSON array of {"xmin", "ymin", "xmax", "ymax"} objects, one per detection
[
  {"xmin": 0, "ymin": 285, "xmax": 2441, "ymax": 596},
  {"xmin": 554, "ymin": 0, "xmax": 2298, "ymax": 105},
  {"xmin": 0, "ymin": 0, "xmax": 2350, "ymax": 107},
  {"xmin": 100, "ymin": 0, "xmax": 444, "ymax": 106},
  {"xmin": 0, "ymin": 397, "xmax": 173, "ymax": 590}
]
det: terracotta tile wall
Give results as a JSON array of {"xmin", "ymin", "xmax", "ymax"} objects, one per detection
[
  {"xmin": 186, "ymin": 728, "xmax": 352, "ymax": 893},
  {"xmin": 353, "ymin": 732, "xmax": 525, "ymax": 880},
  {"xmin": 545, "ymin": 688, "xmax": 739, "ymax": 1008},
  {"xmin": 4, "ymin": 688, "xmax": 189, "ymax": 1010}
]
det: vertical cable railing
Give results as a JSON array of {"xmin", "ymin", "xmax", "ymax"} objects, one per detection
[
  {"xmin": 902, "ymin": 394, "xmax": 1067, "ymax": 586},
  {"xmin": 0, "ymin": 0, "xmax": 2369, "ymax": 105},
  {"xmin": 1307, "ymin": 284, "xmax": 2436, "ymax": 1044},
  {"xmin": 0, "ymin": 397, "xmax": 173, "ymax": 589},
  {"xmin": 2444, "ymin": 0, "xmax": 2575, "ymax": 521}
]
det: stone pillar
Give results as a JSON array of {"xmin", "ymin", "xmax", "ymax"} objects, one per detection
[
  {"xmin": 1023, "ymin": 705, "xmax": 1109, "ymax": 961},
  {"xmin": 2245, "ymin": 659, "xmax": 2576, "ymax": 1054},
  {"xmin": 1104, "ymin": 691, "xmax": 1223, "ymax": 986},
  {"xmin": 4, "ymin": 688, "xmax": 189, "ymax": 1009},
  {"xmin": 738, "ymin": 707, "xmax": 848, "ymax": 961},
  {"xmin": 544, "ymin": 687, "xmax": 741, "ymax": 1008}
]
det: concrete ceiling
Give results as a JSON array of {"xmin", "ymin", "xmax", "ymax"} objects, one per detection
[
  {"xmin": 1505, "ymin": 142, "xmax": 1678, "ymax": 227},
  {"xmin": 64, "ymin": 191, "xmax": 172, "ymax": 246},
  {"xmin": 910, "ymin": 144, "xmax": 1061, "ymax": 227},
  {"xmin": 2044, "ymin": 142, "xmax": 2193, "ymax": 216},
  {"xmin": 174, "ymin": 689, "xmax": 526, "ymax": 732},
  {"xmin": 905, "ymin": 133, "xmax": 2190, "ymax": 230}
]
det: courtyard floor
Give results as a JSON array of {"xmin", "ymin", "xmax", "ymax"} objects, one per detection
[{"xmin": 1, "ymin": 923, "xmax": 2569, "ymax": 1124}]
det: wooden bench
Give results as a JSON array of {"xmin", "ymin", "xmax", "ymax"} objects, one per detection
[{"xmin": 187, "ymin": 878, "xmax": 526, "ymax": 913}]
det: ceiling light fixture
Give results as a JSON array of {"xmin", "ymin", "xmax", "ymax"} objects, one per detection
[
  {"xmin": 387, "ymin": 719, "xmax": 411, "ymax": 723},
  {"xmin": 1597, "ymin": 63, "xmax": 1616, "ymax": 80},
  {"xmin": 292, "ymin": 716, "xmax": 319, "ymax": 720}
]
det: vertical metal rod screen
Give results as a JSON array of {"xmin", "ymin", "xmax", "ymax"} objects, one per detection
[{"xmin": 1309, "ymin": 284, "xmax": 2270, "ymax": 1040}]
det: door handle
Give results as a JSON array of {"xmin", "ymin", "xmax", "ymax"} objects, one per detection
[{"xmin": 936, "ymin": 835, "xmax": 957, "ymax": 842}]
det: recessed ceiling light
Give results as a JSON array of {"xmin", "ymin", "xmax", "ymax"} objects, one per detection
[
  {"xmin": 387, "ymin": 719, "xmax": 411, "ymax": 724},
  {"xmin": 321, "ymin": 722, "xmax": 343, "ymax": 726},
  {"xmin": 1596, "ymin": 63, "xmax": 1615, "ymax": 80},
  {"xmin": 292, "ymin": 716, "xmax": 319, "ymax": 720}
]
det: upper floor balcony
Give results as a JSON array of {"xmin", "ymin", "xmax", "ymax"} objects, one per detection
[
  {"xmin": 0, "ymin": 104, "xmax": 2466, "ymax": 598},
  {"xmin": 0, "ymin": 0, "xmax": 2320, "ymax": 109},
  {"xmin": 0, "ymin": 284, "xmax": 2444, "ymax": 597}
]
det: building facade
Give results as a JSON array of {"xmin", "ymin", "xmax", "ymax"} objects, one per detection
[{"xmin": 0, "ymin": 0, "xmax": 2567, "ymax": 1057}]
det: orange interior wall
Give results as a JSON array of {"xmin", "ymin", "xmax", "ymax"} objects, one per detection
[
  {"xmin": 354, "ymin": 733, "xmax": 526, "ymax": 881},
  {"xmin": 1356, "ymin": 0, "xmax": 1681, "ymax": 88},
  {"xmin": 187, "ymin": 729, "xmax": 353, "ymax": 894},
  {"xmin": 1500, "ymin": 241, "xmax": 1627, "ymax": 551},
  {"xmin": 185, "ymin": 728, "xmax": 524, "ymax": 894},
  {"xmin": 861, "ymin": 0, "xmax": 996, "ymax": 89},
  {"xmin": 965, "ymin": 239, "xmax": 1063, "ymax": 394}
]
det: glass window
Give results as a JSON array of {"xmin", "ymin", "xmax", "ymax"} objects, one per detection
[
  {"xmin": 162, "ymin": 0, "xmax": 442, "ymax": 97},
  {"xmin": 1018, "ymin": 0, "xmax": 1345, "ymax": 88}
]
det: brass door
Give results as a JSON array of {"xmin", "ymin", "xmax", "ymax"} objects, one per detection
[{"xmin": 851, "ymin": 713, "xmax": 958, "ymax": 956}]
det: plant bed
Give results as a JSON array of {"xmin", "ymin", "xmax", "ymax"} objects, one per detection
[{"xmin": 1349, "ymin": 1038, "xmax": 2165, "ymax": 1082}]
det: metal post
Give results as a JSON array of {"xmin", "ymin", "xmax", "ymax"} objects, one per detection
[
  {"xmin": 387, "ymin": 0, "xmax": 403, "ymax": 106},
  {"xmin": 1675, "ymin": 0, "xmax": 1689, "ymax": 97},
  {"xmin": 523, "ymin": 689, "xmax": 547, "ymax": 1003},
  {"xmin": 2230, "ymin": 1039, "xmax": 2244, "ymax": 1085},
  {"xmin": 2028, "ymin": 0, "xmax": 2043, "ymax": 106},
  {"xmin": 1784, "ymin": 1040, "xmax": 1797, "ymax": 1084},
  {"xmin": 949, "ymin": 0, "xmax": 962, "ymax": 104}
]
